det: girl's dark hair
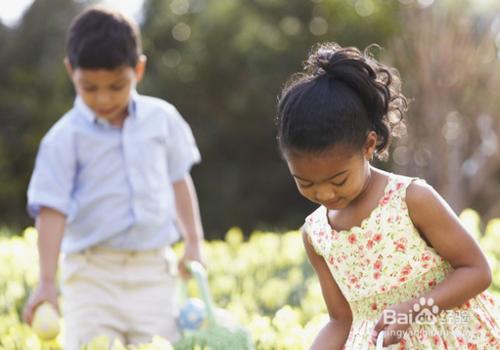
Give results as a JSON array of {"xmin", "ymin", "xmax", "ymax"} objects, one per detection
[
  {"xmin": 66, "ymin": 6, "xmax": 142, "ymax": 69},
  {"xmin": 276, "ymin": 42, "xmax": 407, "ymax": 160}
]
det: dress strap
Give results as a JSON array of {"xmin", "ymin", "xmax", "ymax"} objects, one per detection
[
  {"xmin": 384, "ymin": 173, "xmax": 422, "ymax": 200},
  {"xmin": 303, "ymin": 174, "xmax": 424, "ymax": 258},
  {"xmin": 303, "ymin": 206, "xmax": 331, "ymax": 258}
]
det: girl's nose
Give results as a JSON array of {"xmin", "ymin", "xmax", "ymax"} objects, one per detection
[{"xmin": 315, "ymin": 189, "xmax": 336, "ymax": 202}]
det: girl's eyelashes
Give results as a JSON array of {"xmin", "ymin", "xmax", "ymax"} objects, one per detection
[
  {"xmin": 296, "ymin": 177, "xmax": 348, "ymax": 188},
  {"xmin": 332, "ymin": 178, "xmax": 348, "ymax": 186},
  {"xmin": 297, "ymin": 181, "xmax": 313, "ymax": 188}
]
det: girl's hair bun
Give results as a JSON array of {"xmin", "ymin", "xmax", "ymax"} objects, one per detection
[
  {"xmin": 277, "ymin": 42, "xmax": 407, "ymax": 160},
  {"xmin": 307, "ymin": 43, "xmax": 347, "ymax": 78},
  {"xmin": 306, "ymin": 42, "xmax": 379, "ymax": 81}
]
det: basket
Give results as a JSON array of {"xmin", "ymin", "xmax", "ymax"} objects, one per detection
[{"xmin": 173, "ymin": 261, "xmax": 254, "ymax": 350}]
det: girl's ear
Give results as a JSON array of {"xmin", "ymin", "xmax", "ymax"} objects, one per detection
[{"xmin": 364, "ymin": 131, "xmax": 378, "ymax": 160}]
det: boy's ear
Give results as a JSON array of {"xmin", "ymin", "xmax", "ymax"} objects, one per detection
[
  {"xmin": 63, "ymin": 57, "xmax": 74, "ymax": 80},
  {"xmin": 364, "ymin": 131, "xmax": 377, "ymax": 160},
  {"xmin": 134, "ymin": 55, "xmax": 147, "ymax": 82}
]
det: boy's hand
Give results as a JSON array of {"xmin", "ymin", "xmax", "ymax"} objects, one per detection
[
  {"xmin": 23, "ymin": 281, "xmax": 59, "ymax": 326},
  {"xmin": 178, "ymin": 240, "xmax": 205, "ymax": 280}
]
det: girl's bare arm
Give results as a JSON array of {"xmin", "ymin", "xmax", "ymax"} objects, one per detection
[
  {"xmin": 303, "ymin": 230, "xmax": 353, "ymax": 350},
  {"xmin": 405, "ymin": 180, "xmax": 492, "ymax": 313}
]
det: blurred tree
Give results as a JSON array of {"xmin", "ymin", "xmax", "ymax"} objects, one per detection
[
  {"xmin": 140, "ymin": 0, "xmax": 402, "ymax": 237},
  {"xmin": 387, "ymin": 1, "xmax": 500, "ymax": 221},
  {"xmin": 0, "ymin": 0, "xmax": 82, "ymax": 229},
  {"xmin": 1, "ymin": 0, "xmax": 498, "ymax": 238}
]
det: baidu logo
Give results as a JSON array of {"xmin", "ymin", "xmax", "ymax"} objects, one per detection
[
  {"xmin": 383, "ymin": 297, "xmax": 440, "ymax": 326},
  {"xmin": 380, "ymin": 297, "xmax": 470, "ymax": 340},
  {"xmin": 412, "ymin": 297, "xmax": 440, "ymax": 325}
]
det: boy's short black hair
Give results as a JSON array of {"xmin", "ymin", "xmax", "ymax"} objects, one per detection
[{"xmin": 66, "ymin": 6, "xmax": 142, "ymax": 69}]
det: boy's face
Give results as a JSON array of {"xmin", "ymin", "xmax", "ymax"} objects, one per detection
[{"xmin": 65, "ymin": 56, "xmax": 146, "ymax": 126}]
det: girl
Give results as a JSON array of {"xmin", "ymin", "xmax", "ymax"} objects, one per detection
[{"xmin": 275, "ymin": 42, "xmax": 500, "ymax": 349}]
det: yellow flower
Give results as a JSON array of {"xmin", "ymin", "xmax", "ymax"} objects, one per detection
[{"xmin": 225, "ymin": 227, "xmax": 244, "ymax": 246}]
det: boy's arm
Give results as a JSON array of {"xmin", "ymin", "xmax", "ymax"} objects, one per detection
[
  {"xmin": 23, "ymin": 207, "xmax": 65, "ymax": 325},
  {"xmin": 173, "ymin": 174, "xmax": 205, "ymax": 277}
]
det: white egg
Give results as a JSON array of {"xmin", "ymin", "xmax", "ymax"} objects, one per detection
[{"xmin": 32, "ymin": 302, "xmax": 60, "ymax": 340}]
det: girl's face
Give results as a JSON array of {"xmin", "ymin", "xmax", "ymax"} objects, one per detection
[{"xmin": 285, "ymin": 137, "xmax": 376, "ymax": 210}]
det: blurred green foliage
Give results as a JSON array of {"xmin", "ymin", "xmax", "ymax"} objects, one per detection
[
  {"xmin": 1, "ymin": 0, "xmax": 499, "ymax": 238},
  {"xmin": 0, "ymin": 0, "xmax": 404, "ymax": 238}
]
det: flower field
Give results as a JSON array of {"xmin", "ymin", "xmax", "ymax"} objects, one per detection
[{"xmin": 0, "ymin": 209, "xmax": 499, "ymax": 349}]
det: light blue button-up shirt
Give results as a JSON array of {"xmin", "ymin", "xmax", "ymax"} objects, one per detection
[{"xmin": 27, "ymin": 92, "xmax": 201, "ymax": 253}]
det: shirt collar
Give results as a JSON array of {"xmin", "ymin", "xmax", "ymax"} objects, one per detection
[{"xmin": 74, "ymin": 90, "xmax": 139, "ymax": 127}]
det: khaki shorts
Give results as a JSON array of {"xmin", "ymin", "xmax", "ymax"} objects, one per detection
[{"xmin": 60, "ymin": 246, "xmax": 181, "ymax": 349}]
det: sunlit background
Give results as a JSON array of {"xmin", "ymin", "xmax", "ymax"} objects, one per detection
[
  {"xmin": 1, "ymin": 1, "xmax": 500, "ymax": 348},
  {"xmin": 1, "ymin": 0, "xmax": 500, "ymax": 237},
  {"xmin": 0, "ymin": 0, "xmax": 144, "ymax": 26},
  {"xmin": 2, "ymin": 0, "xmax": 500, "ymax": 26}
]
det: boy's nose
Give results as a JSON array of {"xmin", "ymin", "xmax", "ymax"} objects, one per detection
[{"xmin": 96, "ymin": 93, "xmax": 112, "ymax": 104}]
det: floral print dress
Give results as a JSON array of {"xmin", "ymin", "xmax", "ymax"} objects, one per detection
[{"xmin": 303, "ymin": 173, "xmax": 500, "ymax": 349}]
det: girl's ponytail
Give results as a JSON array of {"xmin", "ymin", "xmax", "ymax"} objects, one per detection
[{"xmin": 277, "ymin": 42, "xmax": 407, "ymax": 160}]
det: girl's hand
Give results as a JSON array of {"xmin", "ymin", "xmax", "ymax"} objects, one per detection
[{"xmin": 371, "ymin": 301, "xmax": 413, "ymax": 347}]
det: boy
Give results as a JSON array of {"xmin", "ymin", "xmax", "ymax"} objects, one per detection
[{"xmin": 22, "ymin": 5, "xmax": 204, "ymax": 348}]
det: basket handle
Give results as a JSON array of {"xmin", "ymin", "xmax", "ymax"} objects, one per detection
[
  {"xmin": 376, "ymin": 330, "xmax": 385, "ymax": 350},
  {"xmin": 185, "ymin": 260, "xmax": 217, "ymax": 327}
]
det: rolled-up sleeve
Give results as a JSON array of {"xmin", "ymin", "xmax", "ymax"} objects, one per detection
[
  {"xmin": 166, "ymin": 107, "xmax": 201, "ymax": 182},
  {"xmin": 27, "ymin": 134, "xmax": 76, "ymax": 218}
]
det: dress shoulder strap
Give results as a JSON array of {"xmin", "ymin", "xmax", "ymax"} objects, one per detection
[
  {"xmin": 303, "ymin": 206, "xmax": 331, "ymax": 258},
  {"xmin": 382, "ymin": 173, "xmax": 425, "ymax": 209}
]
